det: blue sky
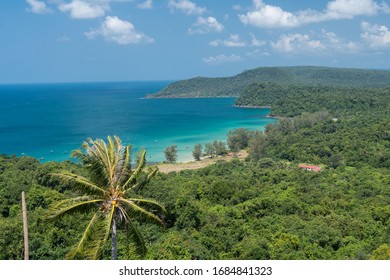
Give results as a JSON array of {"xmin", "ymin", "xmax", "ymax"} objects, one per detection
[{"xmin": 1, "ymin": 0, "xmax": 390, "ymax": 83}]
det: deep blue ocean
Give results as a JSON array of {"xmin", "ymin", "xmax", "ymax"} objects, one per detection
[{"xmin": 0, "ymin": 81, "xmax": 275, "ymax": 162}]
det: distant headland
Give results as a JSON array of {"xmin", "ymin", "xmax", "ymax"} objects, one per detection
[{"xmin": 147, "ymin": 66, "xmax": 390, "ymax": 99}]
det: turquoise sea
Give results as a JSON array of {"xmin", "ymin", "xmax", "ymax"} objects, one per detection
[{"xmin": 0, "ymin": 81, "xmax": 275, "ymax": 163}]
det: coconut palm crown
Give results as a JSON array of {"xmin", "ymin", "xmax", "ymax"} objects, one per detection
[{"xmin": 46, "ymin": 135, "xmax": 165, "ymax": 260}]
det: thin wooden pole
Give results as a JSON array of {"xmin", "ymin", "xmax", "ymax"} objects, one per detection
[
  {"xmin": 112, "ymin": 219, "xmax": 117, "ymax": 260},
  {"xmin": 22, "ymin": 191, "xmax": 29, "ymax": 260}
]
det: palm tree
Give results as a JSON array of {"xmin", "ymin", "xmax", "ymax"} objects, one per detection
[{"xmin": 46, "ymin": 136, "xmax": 165, "ymax": 260}]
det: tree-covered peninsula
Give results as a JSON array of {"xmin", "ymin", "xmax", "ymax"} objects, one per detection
[
  {"xmin": 148, "ymin": 66, "xmax": 390, "ymax": 98},
  {"xmin": 235, "ymin": 82, "xmax": 390, "ymax": 117}
]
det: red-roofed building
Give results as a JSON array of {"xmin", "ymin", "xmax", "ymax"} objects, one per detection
[{"xmin": 298, "ymin": 164, "xmax": 321, "ymax": 172}]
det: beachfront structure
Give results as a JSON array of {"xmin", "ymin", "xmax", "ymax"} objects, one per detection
[{"xmin": 298, "ymin": 164, "xmax": 321, "ymax": 172}]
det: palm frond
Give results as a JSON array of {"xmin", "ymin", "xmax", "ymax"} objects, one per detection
[
  {"xmin": 50, "ymin": 172, "xmax": 106, "ymax": 195},
  {"xmin": 65, "ymin": 211, "xmax": 100, "ymax": 259},
  {"xmin": 93, "ymin": 138, "xmax": 115, "ymax": 188},
  {"xmin": 122, "ymin": 149, "xmax": 147, "ymax": 190},
  {"xmin": 127, "ymin": 198, "xmax": 167, "ymax": 215},
  {"xmin": 117, "ymin": 145, "xmax": 132, "ymax": 187},
  {"xmin": 125, "ymin": 216, "xmax": 147, "ymax": 257},
  {"xmin": 107, "ymin": 136, "xmax": 118, "ymax": 182},
  {"xmin": 45, "ymin": 196, "xmax": 103, "ymax": 220},
  {"xmin": 119, "ymin": 198, "xmax": 164, "ymax": 226},
  {"xmin": 70, "ymin": 148, "xmax": 85, "ymax": 161},
  {"xmin": 111, "ymin": 136, "xmax": 127, "ymax": 187},
  {"xmin": 90, "ymin": 205, "xmax": 115, "ymax": 260},
  {"xmin": 75, "ymin": 138, "xmax": 111, "ymax": 187},
  {"xmin": 123, "ymin": 167, "xmax": 158, "ymax": 194}
]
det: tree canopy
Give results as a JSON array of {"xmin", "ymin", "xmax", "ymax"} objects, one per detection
[
  {"xmin": 1, "ymin": 81, "xmax": 390, "ymax": 260},
  {"xmin": 46, "ymin": 136, "xmax": 165, "ymax": 259}
]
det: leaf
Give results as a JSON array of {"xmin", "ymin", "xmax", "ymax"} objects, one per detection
[
  {"xmin": 65, "ymin": 211, "xmax": 100, "ymax": 259},
  {"xmin": 128, "ymin": 198, "xmax": 167, "ymax": 215},
  {"xmin": 90, "ymin": 206, "xmax": 115, "ymax": 260},
  {"xmin": 117, "ymin": 145, "xmax": 132, "ymax": 187},
  {"xmin": 45, "ymin": 196, "xmax": 103, "ymax": 220},
  {"xmin": 125, "ymin": 216, "xmax": 147, "ymax": 257},
  {"xmin": 123, "ymin": 167, "xmax": 158, "ymax": 194},
  {"xmin": 123, "ymin": 149, "xmax": 147, "ymax": 190},
  {"xmin": 119, "ymin": 198, "xmax": 164, "ymax": 226},
  {"xmin": 50, "ymin": 172, "xmax": 106, "ymax": 195}
]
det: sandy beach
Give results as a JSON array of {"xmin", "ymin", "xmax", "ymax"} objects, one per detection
[{"xmin": 154, "ymin": 150, "xmax": 248, "ymax": 173}]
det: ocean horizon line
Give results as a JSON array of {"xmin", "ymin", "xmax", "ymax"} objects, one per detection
[{"xmin": 0, "ymin": 79, "xmax": 178, "ymax": 87}]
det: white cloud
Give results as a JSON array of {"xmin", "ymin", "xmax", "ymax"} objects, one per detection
[
  {"xmin": 59, "ymin": 1, "xmax": 106, "ymax": 19},
  {"xmin": 321, "ymin": 29, "xmax": 360, "ymax": 52},
  {"xmin": 26, "ymin": 0, "xmax": 52, "ymax": 14},
  {"xmin": 188, "ymin": 17, "xmax": 224, "ymax": 34},
  {"xmin": 168, "ymin": 0, "xmax": 206, "ymax": 15},
  {"xmin": 202, "ymin": 54, "xmax": 242, "ymax": 65},
  {"xmin": 250, "ymin": 33, "xmax": 266, "ymax": 47},
  {"xmin": 271, "ymin": 33, "xmax": 325, "ymax": 53},
  {"xmin": 361, "ymin": 21, "xmax": 390, "ymax": 48},
  {"xmin": 84, "ymin": 16, "xmax": 154, "ymax": 44},
  {"xmin": 271, "ymin": 30, "xmax": 360, "ymax": 54},
  {"xmin": 326, "ymin": 0, "xmax": 380, "ymax": 19},
  {"xmin": 246, "ymin": 49, "xmax": 270, "ymax": 58},
  {"xmin": 239, "ymin": 0, "xmax": 387, "ymax": 28},
  {"xmin": 239, "ymin": 0, "xmax": 300, "ymax": 28},
  {"xmin": 210, "ymin": 34, "xmax": 246, "ymax": 47},
  {"xmin": 210, "ymin": 33, "xmax": 266, "ymax": 48},
  {"xmin": 137, "ymin": 0, "xmax": 153, "ymax": 9}
]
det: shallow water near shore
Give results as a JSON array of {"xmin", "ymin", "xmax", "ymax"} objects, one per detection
[{"xmin": 0, "ymin": 81, "xmax": 275, "ymax": 163}]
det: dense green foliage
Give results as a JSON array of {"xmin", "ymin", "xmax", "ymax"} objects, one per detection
[
  {"xmin": 235, "ymin": 82, "xmax": 390, "ymax": 117},
  {"xmin": 251, "ymin": 111, "xmax": 390, "ymax": 169},
  {"xmin": 141, "ymin": 84, "xmax": 390, "ymax": 259},
  {"xmin": 164, "ymin": 145, "xmax": 178, "ymax": 163},
  {"xmin": 1, "ymin": 79, "xmax": 390, "ymax": 260},
  {"xmin": 141, "ymin": 160, "xmax": 390, "ymax": 259},
  {"xmin": 148, "ymin": 66, "xmax": 390, "ymax": 98},
  {"xmin": 227, "ymin": 128, "xmax": 253, "ymax": 152},
  {"xmin": 0, "ymin": 148, "xmax": 165, "ymax": 260},
  {"xmin": 0, "ymin": 156, "xmax": 89, "ymax": 259},
  {"xmin": 192, "ymin": 144, "xmax": 202, "ymax": 161},
  {"xmin": 203, "ymin": 141, "xmax": 228, "ymax": 158}
]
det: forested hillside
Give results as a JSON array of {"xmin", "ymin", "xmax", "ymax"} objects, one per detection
[
  {"xmin": 235, "ymin": 82, "xmax": 390, "ymax": 117},
  {"xmin": 148, "ymin": 66, "xmax": 390, "ymax": 98},
  {"xmin": 1, "ymin": 80, "xmax": 390, "ymax": 260},
  {"xmin": 140, "ymin": 91, "xmax": 390, "ymax": 259}
]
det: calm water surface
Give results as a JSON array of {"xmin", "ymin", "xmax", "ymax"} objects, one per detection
[{"xmin": 0, "ymin": 81, "xmax": 275, "ymax": 162}]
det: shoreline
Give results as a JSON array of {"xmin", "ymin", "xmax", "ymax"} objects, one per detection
[
  {"xmin": 145, "ymin": 95, "xmax": 238, "ymax": 99},
  {"xmin": 233, "ymin": 104, "xmax": 271, "ymax": 109},
  {"xmin": 152, "ymin": 150, "xmax": 248, "ymax": 173},
  {"xmin": 234, "ymin": 104, "xmax": 280, "ymax": 119}
]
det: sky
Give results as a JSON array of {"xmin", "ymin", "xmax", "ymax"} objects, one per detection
[{"xmin": 1, "ymin": 0, "xmax": 390, "ymax": 83}]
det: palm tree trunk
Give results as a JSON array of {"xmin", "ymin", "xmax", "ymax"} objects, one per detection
[{"xmin": 112, "ymin": 219, "xmax": 117, "ymax": 260}]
